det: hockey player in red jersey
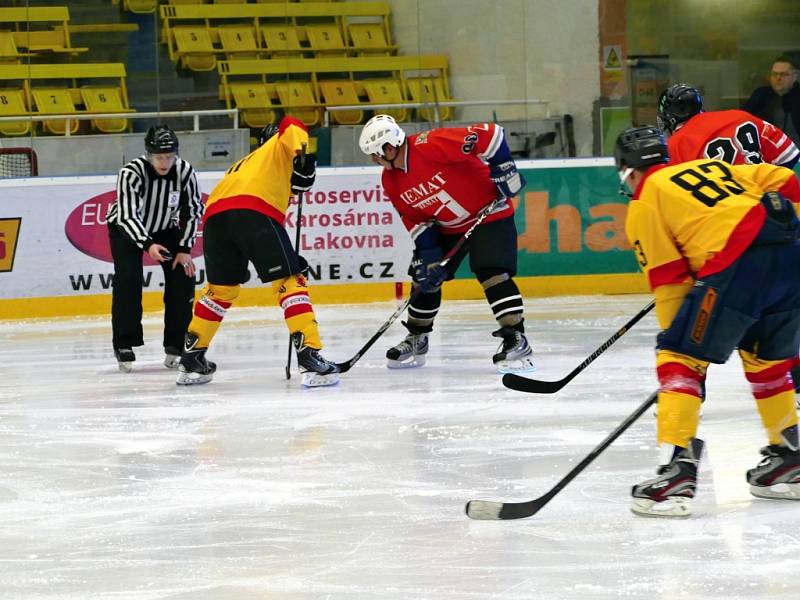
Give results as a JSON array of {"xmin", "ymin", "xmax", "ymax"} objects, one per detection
[
  {"xmin": 658, "ymin": 83, "xmax": 800, "ymax": 168},
  {"xmin": 358, "ymin": 114, "xmax": 534, "ymax": 372}
]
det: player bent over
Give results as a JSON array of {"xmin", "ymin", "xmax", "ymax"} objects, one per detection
[
  {"xmin": 616, "ymin": 126, "xmax": 800, "ymax": 517},
  {"xmin": 176, "ymin": 116, "xmax": 339, "ymax": 388},
  {"xmin": 358, "ymin": 115, "xmax": 533, "ymax": 372}
]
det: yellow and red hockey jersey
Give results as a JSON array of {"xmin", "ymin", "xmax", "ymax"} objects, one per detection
[
  {"xmin": 380, "ymin": 123, "xmax": 515, "ymax": 235},
  {"xmin": 204, "ymin": 116, "xmax": 308, "ymax": 224},
  {"xmin": 668, "ymin": 110, "xmax": 799, "ymax": 167},
  {"xmin": 627, "ymin": 159, "xmax": 800, "ymax": 293}
]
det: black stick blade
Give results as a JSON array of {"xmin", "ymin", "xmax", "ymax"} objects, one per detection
[
  {"xmin": 502, "ymin": 373, "xmax": 566, "ymax": 394},
  {"xmin": 466, "ymin": 499, "xmax": 545, "ymax": 520}
]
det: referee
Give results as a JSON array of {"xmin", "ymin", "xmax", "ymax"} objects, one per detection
[{"xmin": 107, "ymin": 125, "xmax": 204, "ymax": 372}]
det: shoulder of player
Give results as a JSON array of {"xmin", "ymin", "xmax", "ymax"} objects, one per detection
[{"xmin": 119, "ymin": 156, "xmax": 148, "ymax": 178}]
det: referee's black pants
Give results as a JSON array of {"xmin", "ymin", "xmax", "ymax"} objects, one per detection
[{"xmin": 108, "ymin": 224, "xmax": 195, "ymax": 352}]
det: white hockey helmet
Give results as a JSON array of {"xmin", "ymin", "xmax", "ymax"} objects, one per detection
[{"xmin": 359, "ymin": 114, "xmax": 406, "ymax": 157}]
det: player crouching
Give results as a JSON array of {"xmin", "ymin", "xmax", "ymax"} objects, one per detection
[{"xmin": 359, "ymin": 115, "xmax": 534, "ymax": 373}]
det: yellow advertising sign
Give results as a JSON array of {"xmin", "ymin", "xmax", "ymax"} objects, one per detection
[{"xmin": 0, "ymin": 218, "xmax": 21, "ymax": 272}]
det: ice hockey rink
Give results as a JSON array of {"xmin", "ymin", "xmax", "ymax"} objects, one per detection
[{"xmin": 1, "ymin": 293, "xmax": 798, "ymax": 600}]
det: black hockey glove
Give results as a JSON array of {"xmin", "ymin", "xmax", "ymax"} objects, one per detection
[
  {"xmin": 291, "ymin": 153, "xmax": 316, "ymax": 194},
  {"xmin": 489, "ymin": 160, "xmax": 526, "ymax": 199},
  {"xmin": 296, "ymin": 254, "xmax": 311, "ymax": 278},
  {"xmin": 410, "ymin": 247, "xmax": 446, "ymax": 293}
]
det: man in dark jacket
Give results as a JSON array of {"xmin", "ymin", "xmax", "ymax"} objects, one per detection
[{"xmin": 744, "ymin": 55, "xmax": 800, "ymax": 147}]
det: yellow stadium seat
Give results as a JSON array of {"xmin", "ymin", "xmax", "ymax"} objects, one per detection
[
  {"xmin": 218, "ymin": 26, "xmax": 260, "ymax": 60},
  {"xmin": 80, "ymin": 87, "xmax": 131, "ymax": 133},
  {"xmin": 172, "ymin": 26, "xmax": 217, "ymax": 71},
  {"xmin": 275, "ymin": 81, "xmax": 322, "ymax": 127},
  {"xmin": 0, "ymin": 89, "xmax": 33, "ymax": 136},
  {"xmin": 318, "ymin": 80, "xmax": 363, "ymax": 125},
  {"xmin": 347, "ymin": 23, "xmax": 396, "ymax": 55},
  {"xmin": 31, "ymin": 88, "xmax": 80, "ymax": 135},
  {"xmin": 229, "ymin": 81, "xmax": 277, "ymax": 128},
  {"xmin": 262, "ymin": 26, "xmax": 303, "ymax": 56},
  {"xmin": 406, "ymin": 76, "xmax": 453, "ymax": 122},
  {"xmin": 362, "ymin": 78, "xmax": 409, "ymax": 122},
  {"xmin": 304, "ymin": 24, "xmax": 346, "ymax": 56},
  {"xmin": 123, "ymin": 0, "xmax": 158, "ymax": 13}
]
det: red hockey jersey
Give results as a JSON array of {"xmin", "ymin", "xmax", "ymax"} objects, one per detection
[
  {"xmin": 668, "ymin": 110, "xmax": 800, "ymax": 167},
  {"xmin": 380, "ymin": 123, "xmax": 515, "ymax": 235}
]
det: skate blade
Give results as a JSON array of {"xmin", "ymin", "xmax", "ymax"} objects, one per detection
[
  {"xmin": 164, "ymin": 355, "xmax": 180, "ymax": 369},
  {"xmin": 386, "ymin": 355, "xmax": 426, "ymax": 369},
  {"xmin": 301, "ymin": 372, "xmax": 340, "ymax": 387},
  {"xmin": 630, "ymin": 496, "xmax": 692, "ymax": 518},
  {"xmin": 749, "ymin": 482, "xmax": 800, "ymax": 500},
  {"xmin": 176, "ymin": 372, "xmax": 213, "ymax": 386},
  {"xmin": 495, "ymin": 357, "xmax": 535, "ymax": 374},
  {"xmin": 117, "ymin": 361, "xmax": 133, "ymax": 373}
]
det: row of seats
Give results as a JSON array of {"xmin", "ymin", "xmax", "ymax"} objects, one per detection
[
  {"xmin": 0, "ymin": 63, "xmax": 133, "ymax": 137},
  {"xmin": 168, "ymin": 22, "xmax": 395, "ymax": 71},
  {"xmin": 224, "ymin": 76, "xmax": 451, "ymax": 127},
  {"xmin": 120, "ymin": 0, "xmax": 341, "ymax": 12},
  {"xmin": 218, "ymin": 55, "xmax": 452, "ymax": 127},
  {"xmin": 0, "ymin": 6, "xmax": 87, "ymax": 61}
]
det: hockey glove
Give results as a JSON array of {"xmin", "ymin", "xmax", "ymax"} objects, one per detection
[
  {"xmin": 291, "ymin": 153, "xmax": 316, "ymax": 194},
  {"xmin": 410, "ymin": 247, "xmax": 446, "ymax": 293},
  {"xmin": 489, "ymin": 160, "xmax": 526, "ymax": 199},
  {"xmin": 296, "ymin": 254, "xmax": 311, "ymax": 278}
]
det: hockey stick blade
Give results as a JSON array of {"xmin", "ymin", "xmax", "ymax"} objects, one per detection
[
  {"xmin": 501, "ymin": 300, "xmax": 655, "ymax": 394},
  {"xmin": 333, "ymin": 198, "xmax": 502, "ymax": 374},
  {"xmin": 465, "ymin": 390, "xmax": 658, "ymax": 520}
]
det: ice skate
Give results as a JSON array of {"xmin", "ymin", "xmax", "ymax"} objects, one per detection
[
  {"xmin": 492, "ymin": 326, "xmax": 534, "ymax": 373},
  {"xmin": 631, "ymin": 438, "xmax": 703, "ymax": 518},
  {"xmin": 292, "ymin": 332, "xmax": 340, "ymax": 387},
  {"xmin": 176, "ymin": 334, "xmax": 216, "ymax": 385},
  {"xmin": 164, "ymin": 345, "xmax": 180, "ymax": 369},
  {"xmin": 386, "ymin": 323, "xmax": 429, "ymax": 369},
  {"xmin": 114, "ymin": 348, "xmax": 135, "ymax": 373},
  {"xmin": 747, "ymin": 425, "xmax": 800, "ymax": 500}
]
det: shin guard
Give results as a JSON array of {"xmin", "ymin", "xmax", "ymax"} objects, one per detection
[
  {"xmin": 188, "ymin": 284, "xmax": 240, "ymax": 348},
  {"xmin": 740, "ymin": 350, "xmax": 798, "ymax": 445},
  {"xmin": 273, "ymin": 274, "xmax": 322, "ymax": 349}
]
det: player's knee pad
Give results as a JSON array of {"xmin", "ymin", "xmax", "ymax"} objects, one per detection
[
  {"xmin": 195, "ymin": 283, "xmax": 240, "ymax": 322},
  {"xmin": 656, "ymin": 350, "xmax": 708, "ymax": 397},
  {"xmin": 739, "ymin": 349, "xmax": 795, "ymax": 398},
  {"xmin": 477, "ymin": 269, "xmax": 523, "ymax": 328}
]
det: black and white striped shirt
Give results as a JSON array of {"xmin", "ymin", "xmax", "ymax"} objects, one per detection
[{"xmin": 107, "ymin": 156, "xmax": 203, "ymax": 252}]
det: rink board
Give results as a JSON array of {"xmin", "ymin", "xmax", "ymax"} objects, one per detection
[{"xmin": 0, "ymin": 158, "xmax": 647, "ymax": 318}]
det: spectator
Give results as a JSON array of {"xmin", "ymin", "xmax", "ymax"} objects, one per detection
[{"xmin": 744, "ymin": 56, "xmax": 800, "ymax": 147}]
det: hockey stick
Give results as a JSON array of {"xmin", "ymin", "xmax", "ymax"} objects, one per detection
[
  {"xmin": 465, "ymin": 389, "xmax": 658, "ymax": 520},
  {"xmin": 334, "ymin": 198, "xmax": 501, "ymax": 373},
  {"xmin": 285, "ymin": 142, "xmax": 308, "ymax": 380},
  {"xmin": 501, "ymin": 299, "xmax": 655, "ymax": 394}
]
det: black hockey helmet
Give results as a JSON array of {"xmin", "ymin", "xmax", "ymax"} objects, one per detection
[
  {"xmin": 258, "ymin": 123, "xmax": 280, "ymax": 147},
  {"xmin": 145, "ymin": 125, "xmax": 179, "ymax": 154},
  {"xmin": 614, "ymin": 126, "xmax": 669, "ymax": 171},
  {"xmin": 657, "ymin": 83, "xmax": 703, "ymax": 134}
]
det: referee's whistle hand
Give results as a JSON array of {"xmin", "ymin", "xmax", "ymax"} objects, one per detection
[{"xmin": 148, "ymin": 244, "xmax": 171, "ymax": 262}]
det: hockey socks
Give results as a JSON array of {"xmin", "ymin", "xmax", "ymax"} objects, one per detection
[{"xmin": 273, "ymin": 273, "xmax": 323, "ymax": 350}]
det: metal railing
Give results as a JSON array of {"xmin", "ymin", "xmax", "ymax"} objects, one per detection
[{"xmin": 0, "ymin": 109, "xmax": 239, "ymax": 136}]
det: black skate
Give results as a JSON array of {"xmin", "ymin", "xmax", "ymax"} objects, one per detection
[
  {"xmin": 386, "ymin": 322, "xmax": 429, "ymax": 369},
  {"xmin": 114, "ymin": 347, "xmax": 135, "ymax": 373},
  {"xmin": 492, "ymin": 326, "xmax": 534, "ymax": 373},
  {"xmin": 176, "ymin": 333, "xmax": 216, "ymax": 386},
  {"xmin": 292, "ymin": 332, "xmax": 340, "ymax": 387},
  {"xmin": 164, "ymin": 345, "xmax": 181, "ymax": 370},
  {"xmin": 747, "ymin": 425, "xmax": 800, "ymax": 500},
  {"xmin": 631, "ymin": 438, "xmax": 704, "ymax": 518}
]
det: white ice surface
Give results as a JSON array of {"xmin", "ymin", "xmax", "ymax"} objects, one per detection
[{"xmin": 1, "ymin": 294, "xmax": 798, "ymax": 599}]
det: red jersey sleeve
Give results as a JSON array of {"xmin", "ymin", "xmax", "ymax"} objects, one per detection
[{"xmin": 418, "ymin": 123, "xmax": 506, "ymax": 164}]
